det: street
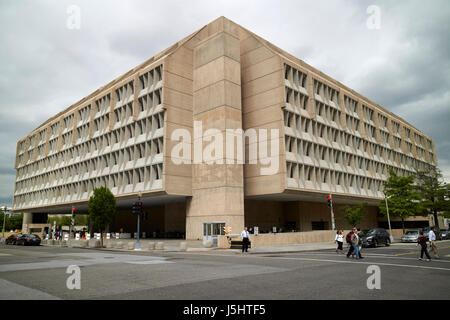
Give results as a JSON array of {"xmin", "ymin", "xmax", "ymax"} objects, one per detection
[{"xmin": 0, "ymin": 241, "xmax": 449, "ymax": 300}]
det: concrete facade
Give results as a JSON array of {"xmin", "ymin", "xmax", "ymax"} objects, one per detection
[{"xmin": 13, "ymin": 17, "xmax": 436, "ymax": 240}]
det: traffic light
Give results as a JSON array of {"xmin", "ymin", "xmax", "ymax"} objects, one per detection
[
  {"xmin": 72, "ymin": 207, "xmax": 76, "ymax": 215},
  {"xmin": 132, "ymin": 202, "xmax": 144, "ymax": 215},
  {"xmin": 327, "ymin": 195, "xmax": 332, "ymax": 208},
  {"xmin": 223, "ymin": 226, "xmax": 232, "ymax": 235}
]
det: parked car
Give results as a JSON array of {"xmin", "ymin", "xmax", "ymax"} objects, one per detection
[
  {"xmin": 16, "ymin": 234, "xmax": 41, "ymax": 246},
  {"xmin": 401, "ymin": 230, "xmax": 421, "ymax": 243},
  {"xmin": 440, "ymin": 229, "xmax": 450, "ymax": 240},
  {"xmin": 421, "ymin": 227, "xmax": 442, "ymax": 240},
  {"xmin": 5, "ymin": 234, "xmax": 21, "ymax": 245},
  {"xmin": 360, "ymin": 228, "xmax": 391, "ymax": 248}
]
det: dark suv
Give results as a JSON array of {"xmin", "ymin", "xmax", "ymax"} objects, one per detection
[{"xmin": 360, "ymin": 228, "xmax": 391, "ymax": 248}]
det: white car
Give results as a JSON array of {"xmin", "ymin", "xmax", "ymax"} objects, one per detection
[{"xmin": 401, "ymin": 230, "xmax": 421, "ymax": 243}]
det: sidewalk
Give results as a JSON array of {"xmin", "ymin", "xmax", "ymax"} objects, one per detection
[{"xmin": 41, "ymin": 238, "xmax": 417, "ymax": 255}]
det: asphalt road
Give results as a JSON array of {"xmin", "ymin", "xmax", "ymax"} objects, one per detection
[{"xmin": 0, "ymin": 241, "xmax": 449, "ymax": 300}]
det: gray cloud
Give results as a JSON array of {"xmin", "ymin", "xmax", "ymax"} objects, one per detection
[{"xmin": 0, "ymin": 0, "xmax": 449, "ymax": 206}]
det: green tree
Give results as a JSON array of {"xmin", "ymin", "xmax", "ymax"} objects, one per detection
[
  {"xmin": 415, "ymin": 167, "xmax": 450, "ymax": 230},
  {"xmin": 88, "ymin": 187, "xmax": 116, "ymax": 247},
  {"xmin": 380, "ymin": 169, "xmax": 423, "ymax": 234},
  {"xmin": 7, "ymin": 214, "xmax": 23, "ymax": 231},
  {"xmin": 341, "ymin": 203, "xmax": 367, "ymax": 227},
  {"xmin": 1, "ymin": 212, "xmax": 23, "ymax": 232},
  {"xmin": 74, "ymin": 214, "xmax": 88, "ymax": 226}
]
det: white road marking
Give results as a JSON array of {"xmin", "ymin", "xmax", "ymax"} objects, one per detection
[
  {"xmin": 269, "ymin": 256, "xmax": 450, "ymax": 271},
  {"xmin": 274, "ymin": 252, "xmax": 450, "ymax": 263},
  {"xmin": 0, "ymin": 279, "xmax": 60, "ymax": 300},
  {"xmin": 0, "ymin": 252, "xmax": 173, "ymax": 272},
  {"xmin": 172, "ymin": 252, "xmax": 450, "ymax": 271},
  {"xmin": 125, "ymin": 260, "xmax": 174, "ymax": 265}
]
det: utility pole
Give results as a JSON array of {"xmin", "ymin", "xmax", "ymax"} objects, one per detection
[
  {"xmin": 69, "ymin": 207, "xmax": 76, "ymax": 240},
  {"xmin": 2, "ymin": 206, "xmax": 6, "ymax": 239},
  {"xmin": 134, "ymin": 192, "xmax": 142, "ymax": 250},
  {"xmin": 384, "ymin": 192, "xmax": 393, "ymax": 242},
  {"xmin": 328, "ymin": 195, "xmax": 335, "ymax": 231}
]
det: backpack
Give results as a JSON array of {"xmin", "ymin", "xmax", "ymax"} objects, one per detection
[{"xmin": 346, "ymin": 232, "xmax": 353, "ymax": 244}]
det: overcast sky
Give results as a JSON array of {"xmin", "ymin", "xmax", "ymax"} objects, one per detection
[{"xmin": 0, "ymin": 0, "xmax": 449, "ymax": 207}]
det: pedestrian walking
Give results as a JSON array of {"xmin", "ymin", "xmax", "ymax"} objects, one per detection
[
  {"xmin": 428, "ymin": 227, "xmax": 439, "ymax": 259},
  {"xmin": 417, "ymin": 231, "xmax": 431, "ymax": 261},
  {"xmin": 241, "ymin": 227, "xmax": 250, "ymax": 253},
  {"xmin": 351, "ymin": 228, "xmax": 361, "ymax": 260},
  {"xmin": 335, "ymin": 230, "xmax": 344, "ymax": 254},
  {"xmin": 346, "ymin": 229, "xmax": 354, "ymax": 258},
  {"xmin": 357, "ymin": 228, "xmax": 364, "ymax": 259}
]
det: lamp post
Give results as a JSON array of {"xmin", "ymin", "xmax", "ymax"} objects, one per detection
[
  {"xmin": 2, "ymin": 206, "xmax": 6, "ymax": 239},
  {"xmin": 328, "ymin": 194, "xmax": 335, "ymax": 231},
  {"xmin": 135, "ymin": 192, "xmax": 142, "ymax": 250},
  {"xmin": 384, "ymin": 191, "xmax": 394, "ymax": 242}
]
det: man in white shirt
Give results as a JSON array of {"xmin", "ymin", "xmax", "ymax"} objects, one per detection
[
  {"xmin": 428, "ymin": 227, "xmax": 439, "ymax": 259},
  {"xmin": 241, "ymin": 227, "xmax": 250, "ymax": 253}
]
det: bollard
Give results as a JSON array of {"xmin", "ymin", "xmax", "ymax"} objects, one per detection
[
  {"xmin": 106, "ymin": 240, "xmax": 113, "ymax": 248},
  {"xmin": 179, "ymin": 242, "xmax": 188, "ymax": 252},
  {"xmin": 204, "ymin": 240, "xmax": 213, "ymax": 248},
  {"xmin": 146, "ymin": 242, "xmax": 156, "ymax": 250},
  {"xmin": 127, "ymin": 242, "xmax": 135, "ymax": 250},
  {"xmin": 155, "ymin": 242, "xmax": 165, "ymax": 250},
  {"xmin": 115, "ymin": 241, "xmax": 123, "ymax": 249}
]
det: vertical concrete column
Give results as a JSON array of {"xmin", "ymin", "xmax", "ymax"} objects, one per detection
[
  {"xmin": 89, "ymin": 99, "xmax": 95, "ymax": 139},
  {"xmin": 44, "ymin": 124, "xmax": 51, "ymax": 157},
  {"xmin": 109, "ymin": 88, "xmax": 115, "ymax": 130},
  {"xmin": 57, "ymin": 118, "xmax": 63, "ymax": 152},
  {"xmin": 306, "ymin": 73, "xmax": 315, "ymax": 118},
  {"xmin": 132, "ymin": 74, "xmax": 139, "ymax": 121},
  {"xmin": 339, "ymin": 91, "xmax": 347, "ymax": 130},
  {"xmin": 22, "ymin": 212, "xmax": 32, "ymax": 232},
  {"xmin": 185, "ymin": 31, "xmax": 245, "ymax": 240}
]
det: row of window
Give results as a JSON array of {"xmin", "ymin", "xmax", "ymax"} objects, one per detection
[
  {"xmin": 14, "ymin": 136, "xmax": 164, "ymax": 195},
  {"xmin": 283, "ymin": 63, "xmax": 433, "ymax": 155},
  {"xmin": 16, "ymin": 110, "xmax": 165, "ymax": 183},
  {"xmin": 283, "ymin": 107, "xmax": 431, "ymax": 163},
  {"xmin": 13, "ymin": 164, "xmax": 164, "ymax": 209},
  {"xmin": 17, "ymin": 65, "xmax": 163, "ymax": 161}
]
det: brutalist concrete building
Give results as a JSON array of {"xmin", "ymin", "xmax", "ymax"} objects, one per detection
[{"xmin": 12, "ymin": 17, "xmax": 437, "ymax": 240}]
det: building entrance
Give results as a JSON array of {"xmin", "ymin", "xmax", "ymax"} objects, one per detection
[{"xmin": 202, "ymin": 222, "xmax": 225, "ymax": 246}]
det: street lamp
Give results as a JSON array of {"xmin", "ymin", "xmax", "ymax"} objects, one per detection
[
  {"xmin": 328, "ymin": 194, "xmax": 335, "ymax": 231},
  {"xmin": 135, "ymin": 192, "xmax": 142, "ymax": 250},
  {"xmin": 384, "ymin": 191, "xmax": 394, "ymax": 242},
  {"xmin": 2, "ymin": 206, "xmax": 7, "ymax": 239}
]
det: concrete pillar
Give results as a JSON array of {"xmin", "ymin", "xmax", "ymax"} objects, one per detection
[
  {"xmin": 22, "ymin": 212, "xmax": 32, "ymax": 233},
  {"xmin": 186, "ymin": 30, "xmax": 245, "ymax": 240}
]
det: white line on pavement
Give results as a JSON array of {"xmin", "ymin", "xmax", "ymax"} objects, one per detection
[
  {"xmin": 0, "ymin": 279, "xmax": 60, "ymax": 300},
  {"xmin": 274, "ymin": 252, "xmax": 450, "ymax": 263},
  {"xmin": 171, "ymin": 252, "xmax": 450, "ymax": 271},
  {"xmin": 268, "ymin": 256, "xmax": 450, "ymax": 271}
]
